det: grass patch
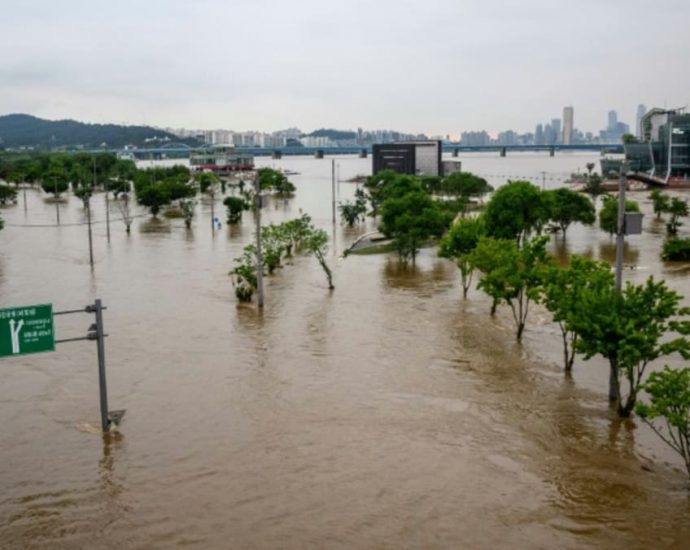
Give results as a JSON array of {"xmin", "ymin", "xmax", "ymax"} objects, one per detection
[{"xmin": 347, "ymin": 242, "xmax": 398, "ymax": 255}]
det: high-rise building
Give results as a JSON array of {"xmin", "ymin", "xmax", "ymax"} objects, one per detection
[
  {"xmin": 562, "ymin": 106, "xmax": 574, "ymax": 145},
  {"xmin": 636, "ymin": 104, "xmax": 647, "ymax": 139},
  {"xmin": 608, "ymin": 110, "xmax": 618, "ymax": 129},
  {"xmin": 551, "ymin": 118, "xmax": 562, "ymax": 144},
  {"xmin": 535, "ymin": 124, "xmax": 544, "ymax": 145}
]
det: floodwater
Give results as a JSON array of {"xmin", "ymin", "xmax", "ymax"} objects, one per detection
[{"xmin": 1, "ymin": 152, "xmax": 690, "ymax": 549}]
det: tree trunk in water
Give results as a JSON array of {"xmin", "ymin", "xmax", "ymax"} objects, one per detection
[
  {"xmin": 618, "ymin": 372, "xmax": 637, "ymax": 417},
  {"xmin": 608, "ymin": 360, "xmax": 620, "ymax": 402},
  {"xmin": 490, "ymin": 299, "xmax": 497, "ymax": 316},
  {"xmin": 516, "ymin": 322, "xmax": 525, "ymax": 342},
  {"xmin": 562, "ymin": 330, "xmax": 570, "ymax": 372}
]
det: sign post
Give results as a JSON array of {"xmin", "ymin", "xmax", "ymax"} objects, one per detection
[
  {"xmin": 1, "ymin": 300, "xmax": 124, "ymax": 433},
  {"xmin": 0, "ymin": 304, "xmax": 54, "ymax": 357}
]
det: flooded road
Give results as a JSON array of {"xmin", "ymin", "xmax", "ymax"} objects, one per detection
[{"xmin": 1, "ymin": 153, "xmax": 690, "ymax": 548}]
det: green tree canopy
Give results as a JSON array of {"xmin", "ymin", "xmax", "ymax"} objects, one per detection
[
  {"xmin": 257, "ymin": 167, "xmax": 296, "ymax": 196},
  {"xmin": 666, "ymin": 197, "xmax": 688, "ymax": 235},
  {"xmin": 541, "ymin": 256, "xmax": 614, "ymax": 372},
  {"xmin": 546, "ymin": 187, "xmax": 596, "ymax": 237},
  {"xmin": 438, "ymin": 215, "xmax": 485, "ymax": 297},
  {"xmin": 569, "ymin": 277, "xmax": 690, "ymax": 417},
  {"xmin": 0, "ymin": 184, "xmax": 18, "ymax": 205},
  {"xmin": 380, "ymin": 191, "xmax": 451, "ymax": 262},
  {"xmin": 649, "ymin": 189, "xmax": 670, "ymax": 220},
  {"xmin": 471, "ymin": 236, "xmax": 551, "ymax": 341},
  {"xmin": 483, "ymin": 180, "xmax": 550, "ymax": 245},
  {"xmin": 223, "ymin": 196, "xmax": 250, "ymax": 224},
  {"xmin": 636, "ymin": 366, "xmax": 690, "ymax": 479}
]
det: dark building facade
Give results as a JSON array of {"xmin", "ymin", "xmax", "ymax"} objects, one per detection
[{"xmin": 372, "ymin": 141, "xmax": 442, "ymax": 176}]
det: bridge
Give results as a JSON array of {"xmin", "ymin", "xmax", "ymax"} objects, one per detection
[{"xmin": 112, "ymin": 143, "xmax": 623, "ymax": 160}]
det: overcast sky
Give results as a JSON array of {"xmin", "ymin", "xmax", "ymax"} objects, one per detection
[{"xmin": 1, "ymin": 0, "xmax": 688, "ymax": 136}]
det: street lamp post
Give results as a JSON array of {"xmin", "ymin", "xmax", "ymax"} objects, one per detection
[
  {"xmin": 608, "ymin": 163, "xmax": 628, "ymax": 402},
  {"xmin": 254, "ymin": 175, "xmax": 264, "ymax": 308},
  {"xmin": 614, "ymin": 163, "xmax": 628, "ymax": 292},
  {"xmin": 54, "ymin": 177, "xmax": 60, "ymax": 225}
]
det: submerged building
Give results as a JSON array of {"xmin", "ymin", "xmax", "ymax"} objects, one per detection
[{"xmin": 625, "ymin": 108, "xmax": 690, "ymax": 180}]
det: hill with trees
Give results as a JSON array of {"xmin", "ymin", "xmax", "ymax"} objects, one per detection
[{"xmin": 0, "ymin": 114, "xmax": 200, "ymax": 150}]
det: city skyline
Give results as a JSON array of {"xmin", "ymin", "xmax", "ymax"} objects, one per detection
[{"xmin": 1, "ymin": 0, "xmax": 689, "ymax": 135}]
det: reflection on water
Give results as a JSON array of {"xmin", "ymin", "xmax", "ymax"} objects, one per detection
[
  {"xmin": 139, "ymin": 217, "xmax": 171, "ymax": 234},
  {"xmin": 598, "ymin": 240, "xmax": 640, "ymax": 266},
  {"xmin": 2, "ymin": 154, "xmax": 690, "ymax": 548}
]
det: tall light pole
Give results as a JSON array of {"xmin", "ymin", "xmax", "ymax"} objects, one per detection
[
  {"xmin": 331, "ymin": 159, "xmax": 336, "ymax": 224},
  {"xmin": 608, "ymin": 163, "xmax": 628, "ymax": 403},
  {"xmin": 614, "ymin": 163, "xmax": 628, "ymax": 292},
  {"xmin": 86, "ymin": 193, "xmax": 94, "ymax": 269},
  {"xmin": 54, "ymin": 177, "xmax": 60, "ymax": 225},
  {"xmin": 254, "ymin": 175, "xmax": 264, "ymax": 308}
]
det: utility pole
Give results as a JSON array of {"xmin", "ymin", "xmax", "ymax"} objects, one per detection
[
  {"xmin": 210, "ymin": 188, "xmax": 215, "ymax": 235},
  {"xmin": 614, "ymin": 163, "xmax": 627, "ymax": 292},
  {"xmin": 87, "ymin": 194, "xmax": 94, "ymax": 269},
  {"xmin": 609, "ymin": 162, "xmax": 627, "ymax": 402},
  {"xmin": 105, "ymin": 167, "xmax": 111, "ymax": 243},
  {"xmin": 331, "ymin": 159, "xmax": 336, "ymax": 224},
  {"xmin": 54, "ymin": 178, "xmax": 60, "ymax": 225},
  {"xmin": 254, "ymin": 175, "xmax": 264, "ymax": 308}
]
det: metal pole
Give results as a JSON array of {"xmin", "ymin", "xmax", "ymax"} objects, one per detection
[
  {"xmin": 615, "ymin": 165, "xmax": 626, "ymax": 292},
  {"xmin": 87, "ymin": 196, "xmax": 94, "ymax": 268},
  {"xmin": 54, "ymin": 178, "xmax": 60, "ymax": 225},
  {"xmin": 254, "ymin": 176, "xmax": 264, "ymax": 308},
  {"xmin": 609, "ymin": 163, "xmax": 627, "ymax": 403},
  {"xmin": 210, "ymin": 190, "xmax": 215, "ymax": 235},
  {"xmin": 337, "ymin": 163, "xmax": 340, "ymax": 201},
  {"xmin": 331, "ymin": 159, "xmax": 336, "ymax": 224},
  {"xmin": 94, "ymin": 299, "xmax": 110, "ymax": 432},
  {"xmin": 105, "ymin": 171, "xmax": 111, "ymax": 243}
]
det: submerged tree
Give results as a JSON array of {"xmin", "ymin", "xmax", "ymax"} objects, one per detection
[
  {"xmin": 380, "ymin": 191, "xmax": 450, "ymax": 262},
  {"xmin": 569, "ymin": 277, "xmax": 690, "ymax": 417},
  {"xmin": 546, "ymin": 187, "xmax": 596, "ymax": 238},
  {"xmin": 230, "ymin": 245, "xmax": 258, "ymax": 302},
  {"xmin": 650, "ymin": 189, "xmax": 670, "ymax": 220},
  {"xmin": 303, "ymin": 227, "xmax": 334, "ymax": 289},
  {"xmin": 666, "ymin": 197, "xmax": 688, "ymax": 235},
  {"xmin": 483, "ymin": 180, "xmax": 550, "ymax": 245},
  {"xmin": 179, "ymin": 199, "xmax": 197, "ymax": 229},
  {"xmin": 223, "ymin": 196, "xmax": 250, "ymax": 224},
  {"xmin": 636, "ymin": 366, "xmax": 690, "ymax": 480},
  {"xmin": 471, "ymin": 236, "xmax": 550, "ymax": 341},
  {"xmin": 0, "ymin": 184, "xmax": 18, "ymax": 205},
  {"xmin": 438, "ymin": 215, "xmax": 485, "ymax": 298},
  {"xmin": 541, "ymin": 256, "xmax": 614, "ymax": 372}
]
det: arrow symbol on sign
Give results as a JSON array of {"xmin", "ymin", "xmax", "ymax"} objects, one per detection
[{"xmin": 9, "ymin": 319, "xmax": 24, "ymax": 354}]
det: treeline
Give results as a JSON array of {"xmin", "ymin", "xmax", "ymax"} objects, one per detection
[
  {"xmin": 345, "ymin": 170, "xmax": 690, "ymax": 480},
  {"xmin": 0, "ymin": 114, "xmax": 200, "ymax": 149},
  {"xmin": 0, "ymin": 152, "xmax": 298, "ymax": 233}
]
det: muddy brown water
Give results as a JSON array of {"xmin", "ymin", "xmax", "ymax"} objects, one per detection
[{"xmin": 1, "ymin": 153, "xmax": 690, "ymax": 548}]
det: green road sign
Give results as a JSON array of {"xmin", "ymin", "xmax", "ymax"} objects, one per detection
[{"xmin": 0, "ymin": 304, "xmax": 55, "ymax": 358}]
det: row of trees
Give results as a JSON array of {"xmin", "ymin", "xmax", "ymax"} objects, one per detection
[
  {"xmin": 231, "ymin": 214, "xmax": 333, "ymax": 302},
  {"xmin": 432, "ymin": 179, "xmax": 690, "ymax": 478},
  {"xmin": 0, "ymin": 152, "xmax": 300, "ymax": 233}
]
